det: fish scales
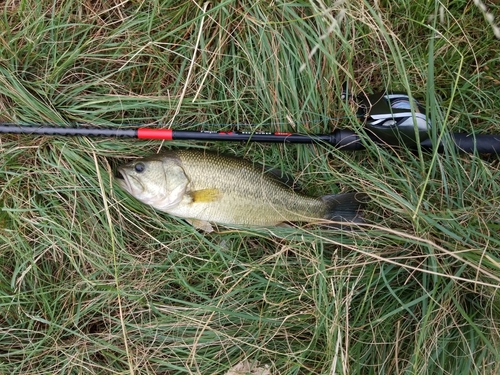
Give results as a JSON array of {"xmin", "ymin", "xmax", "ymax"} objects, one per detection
[{"xmin": 169, "ymin": 150, "xmax": 326, "ymax": 226}]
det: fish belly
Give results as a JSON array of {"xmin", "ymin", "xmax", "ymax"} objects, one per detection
[{"xmin": 166, "ymin": 193, "xmax": 322, "ymax": 226}]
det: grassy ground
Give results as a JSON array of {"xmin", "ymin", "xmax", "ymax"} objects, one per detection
[{"xmin": 0, "ymin": 0, "xmax": 499, "ymax": 374}]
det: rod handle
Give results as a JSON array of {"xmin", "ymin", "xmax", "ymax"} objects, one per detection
[
  {"xmin": 421, "ymin": 133, "xmax": 500, "ymax": 154},
  {"xmin": 452, "ymin": 133, "xmax": 500, "ymax": 154}
]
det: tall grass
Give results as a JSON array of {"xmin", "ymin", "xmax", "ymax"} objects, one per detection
[{"xmin": 1, "ymin": 0, "xmax": 499, "ymax": 374}]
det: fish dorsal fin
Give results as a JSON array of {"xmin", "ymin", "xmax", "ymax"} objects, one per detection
[
  {"xmin": 189, "ymin": 188, "xmax": 221, "ymax": 203},
  {"xmin": 264, "ymin": 167, "xmax": 302, "ymax": 191}
]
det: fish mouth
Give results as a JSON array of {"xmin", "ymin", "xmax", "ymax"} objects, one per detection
[
  {"xmin": 115, "ymin": 169, "xmax": 125, "ymax": 180},
  {"xmin": 115, "ymin": 168, "xmax": 131, "ymax": 192}
]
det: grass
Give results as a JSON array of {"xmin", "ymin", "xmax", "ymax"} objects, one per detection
[{"xmin": 1, "ymin": 0, "xmax": 499, "ymax": 374}]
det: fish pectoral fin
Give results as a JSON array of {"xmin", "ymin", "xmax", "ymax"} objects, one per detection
[
  {"xmin": 189, "ymin": 188, "xmax": 221, "ymax": 203},
  {"xmin": 186, "ymin": 219, "xmax": 215, "ymax": 233}
]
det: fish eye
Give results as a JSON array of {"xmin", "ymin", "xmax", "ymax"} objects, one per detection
[{"xmin": 134, "ymin": 163, "xmax": 146, "ymax": 173}]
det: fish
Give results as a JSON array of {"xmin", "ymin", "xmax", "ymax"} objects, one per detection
[{"xmin": 115, "ymin": 149, "xmax": 366, "ymax": 232}]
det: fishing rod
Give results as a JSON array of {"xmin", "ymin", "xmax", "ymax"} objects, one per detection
[{"xmin": 0, "ymin": 91, "xmax": 499, "ymax": 154}]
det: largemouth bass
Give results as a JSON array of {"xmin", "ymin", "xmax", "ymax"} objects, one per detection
[{"xmin": 116, "ymin": 149, "xmax": 365, "ymax": 232}]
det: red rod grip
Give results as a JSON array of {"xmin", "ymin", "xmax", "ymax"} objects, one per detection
[{"xmin": 137, "ymin": 128, "xmax": 173, "ymax": 140}]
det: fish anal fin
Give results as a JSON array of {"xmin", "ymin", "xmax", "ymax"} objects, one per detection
[
  {"xmin": 276, "ymin": 222, "xmax": 293, "ymax": 228},
  {"xmin": 186, "ymin": 219, "xmax": 215, "ymax": 233}
]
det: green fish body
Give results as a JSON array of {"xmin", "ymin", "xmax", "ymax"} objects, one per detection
[{"xmin": 116, "ymin": 149, "xmax": 364, "ymax": 232}]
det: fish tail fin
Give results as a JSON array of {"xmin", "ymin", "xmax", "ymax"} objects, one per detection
[{"xmin": 321, "ymin": 192, "xmax": 367, "ymax": 227}]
